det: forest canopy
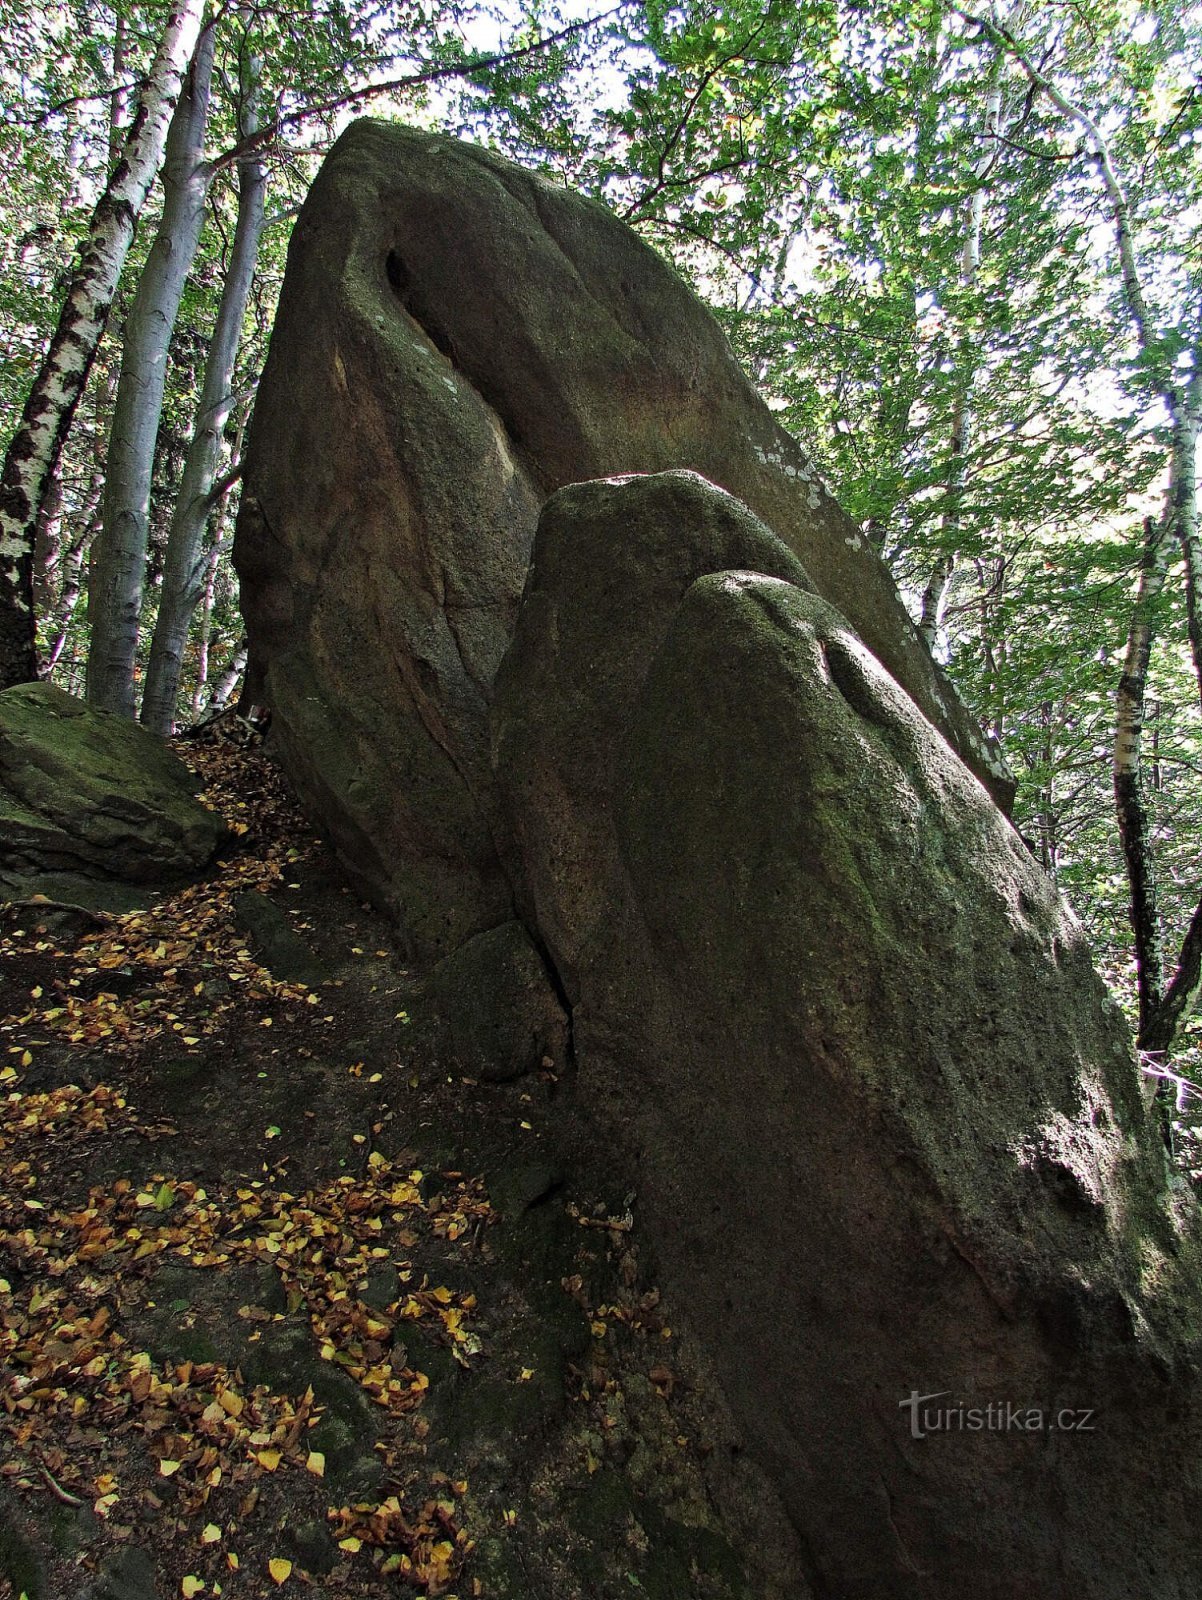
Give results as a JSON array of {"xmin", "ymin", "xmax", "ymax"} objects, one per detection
[{"xmin": 2, "ymin": 0, "xmax": 1201, "ymax": 1091}]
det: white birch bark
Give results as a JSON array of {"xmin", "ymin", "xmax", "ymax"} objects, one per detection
[
  {"xmin": 87, "ymin": 20, "xmax": 217, "ymax": 716},
  {"xmin": 0, "ymin": 0, "xmax": 206, "ymax": 689},
  {"xmin": 141, "ymin": 52, "xmax": 265, "ymax": 735},
  {"xmin": 207, "ymin": 639, "xmax": 247, "ymax": 712}
]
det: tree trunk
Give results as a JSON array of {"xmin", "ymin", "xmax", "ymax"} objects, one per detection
[
  {"xmin": 42, "ymin": 509, "xmax": 99, "ymax": 676},
  {"xmin": 0, "ymin": 0, "xmax": 206, "ymax": 691},
  {"xmin": 88, "ymin": 20, "xmax": 217, "ymax": 717},
  {"xmin": 208, "ymin": 638, "xmax": 247, "ymax": 711},
  {"xmin": 1139, "ymin": 359, "xmax": 1202, "ymax": 1059},
  {"xmin": 109, "ymin": 14, "xmax": 129, "ymax": 172},
  {"xmin": 1113, "ymin": 513, "xmax": 1172, "ymax": 1048},
  {"xmin": 918, "ymin": 551, "xmax": 956, "ymax": 649},
  {"xmin": 1113, "ymin": 370, "xmax": 1202, "ymax": 1070},
  {"xmin": 31, "ymin": 468, "xmax": 64, "ymax": 614},
  {"xmin": 919, "ymin": 55, "xmax": 1005, "ymax": 656},
  {"xmin": 190, "ymin": 544, "xmax": 220, "ymax": 719},
  {"xmin": 141, "ymin": 52, "xmax": 265, "ymax": 736}
]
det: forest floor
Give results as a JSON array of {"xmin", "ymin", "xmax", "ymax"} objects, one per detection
[{"xmin": 0, "ymin": 734, "xmax": 753, "ymax": 1600}]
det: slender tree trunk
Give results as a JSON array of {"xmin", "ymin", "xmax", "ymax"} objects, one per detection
[
  {"xmin": 31, "ymin": 468, "xmax": 64, "ymax": 613},
  {"xmin": 141, "ymin": 52, "xmax": 265, "ymax": 735},
  {"xmin": 919, "ymin": 59, "xmax": 1005, "ymax": 655},
  {"xmin": 1113, "ymin": 514, "xmax": 1172, "ymax": 1047},
  {"xmin": 0, "ymin": 0, "xmax": 206, "ymax": 690},
  {"xmin": 88, "ymin": 21, "xmax": 217, "ymax": 717},
  {"xmin": 967, "ymin": 4, "xmax": 1202, "ymax": 1065},
  {"xmin": 43, "ymin": 505, "xmax": 100, "ymax": 675},
  {"xmin": 1114, "ymin": 361, "xmax": 1202, "ymax": 1063},
  {"xmin": 190, "ymin": 544, "xmax": 220, "ymax": 719},
  {"xmin": 1139, "ymin": 359, "xmax": 1202, "ymax": 1058},
  {"xmin": 919, "ymin": 552, "xmax": 956, "ymax": 649},
  {"xmin": 110, "ymin": 15, "xmax": 129, "ymax": 171},
  {"xmin": 208, "ymin": 638, "xmax": 247, "ymax": 711}
]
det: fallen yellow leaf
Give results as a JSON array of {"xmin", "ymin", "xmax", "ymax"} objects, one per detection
[
  {"xmin": 337, "ymin": 1537, "xmax": 362, "ymax": 1553},
  {"xmin": 255, "ymin": 1448, "xmax": 281, "ymax": 1472},
  {"xmin": 305, "ymin": 1451, "xmax": 325, "ymax": 1477},
  {"xmin": 201, "ymin": 1524, "xmax": 221, "ymax": 1544},
  {"xmin": 181, "ymin": 1579, "xmax": 205, "ymax": 1598},
  {"xmin": 268, "ymin": 1558, "xmax": 292, "ymax": 1584},
  {"xmin": 159, "ymin": 1459, "xmax": 182, "ymax": 1477}
]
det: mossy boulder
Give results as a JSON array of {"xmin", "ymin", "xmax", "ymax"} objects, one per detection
[
  {"xmin": 235, "ymin": 121, "xmax": 1010, "ymax": 959},
  {"xmin": 0, "ymin": 682, "xmax": 226, "ymax": 899},
  {"xmin": 491, "ymin": 473, "xmax": 1202, "ymax": 1599}
]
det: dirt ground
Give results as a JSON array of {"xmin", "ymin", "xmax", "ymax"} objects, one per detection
[{"xmin": 0, "ymin": 732, "xmax": 761, "ymax": 1600}]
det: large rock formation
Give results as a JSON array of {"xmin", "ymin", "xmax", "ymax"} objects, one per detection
[
  {"xmin": 493, "ymin": 473, "xmax": 1202, "ymax": 1598},
  {"xmin": 0, "ymin": 682, "xmax": 227, "ymax": 907},
  {"xmin": 236, "ymin": 126, "xmax": 1202, "ymax": 1597},
  {"xmin": 235, "ymin": 119, "xmax": 1011, "ymax": 958}
]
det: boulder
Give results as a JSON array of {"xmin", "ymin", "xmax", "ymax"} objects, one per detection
[
  {"xmin": 492, "ymin": 474, "xmax": 1202, "ymax": 1600},
  {"xmin": 494, "ymin": 471, "xmax": 813, "ymax": 995},
  {"xmin": 424, "ymin": 919, "xmax": 568, "ymax": 1083},
  {"xmin": 235, "ymin": 120, "xmax": 1011, "ymax": 957},
  {"xmin": 0, "ymin": 682, "xmax": 227, "ymax": 900}
]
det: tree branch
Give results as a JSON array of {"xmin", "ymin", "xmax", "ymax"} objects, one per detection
[
  {"xmin": 211, "ymin": 5, "xmax": 627, "ymax": 172},
  {"xmin": 954, "ymin": 6, "xmax": 1161, "ymax": 372}
]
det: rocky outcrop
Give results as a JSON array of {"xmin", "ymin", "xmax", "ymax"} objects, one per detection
[
  {"xmin": 234, "ymin": 123, "xmax": 1202, "ymax": 1597},
  {"xmin": 492, "ymin": 473, "xmax": 1202, "ymax": 1599},
  {"xmin": 424, "ymin": 919, "xmax": 568, "ymax": 1083},
  {"xmin": 494, "ymin": 471, "xmax": 814, "ymax": 995},
  {"xmin": 0, "ymin": 682, "xmax": 227, "ymax": 905},
  {"xmin": 235, "ymin": 119, "xmax": 1011, "ymax": 958}
]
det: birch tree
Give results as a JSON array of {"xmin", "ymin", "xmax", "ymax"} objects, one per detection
[
  {"xmin": 958, "ymin": 3, "xmax": 1202, "ymax": 1066},
  {"xmin": 87, "ymin": 15, "xmax": 217, "ymax": 716},
  {"xmin": 140, "ymin": 46, "xmax": 265, "ymax": 735},
  {"xmin": 0, "ymin": 0, "xmax": 205, "ymax": 690}
]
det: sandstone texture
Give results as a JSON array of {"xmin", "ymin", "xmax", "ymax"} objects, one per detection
[
  {"xmin": 235, "ymin": 119, "xmax": 1011, "ymax": 958},
  {"xmin": 424, "ymin": 919, "xmax": 568, "ymax": 1083},
  {"xmin": 494, "ymin": 474, "xmax": 1202, "ymax": 1599},
  {"xmin": 233, "ymin": 122, "xmax": 1202, "ymax": 1598}
]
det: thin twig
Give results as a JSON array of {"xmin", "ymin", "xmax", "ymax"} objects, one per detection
[{"xmin": 38, "ymin": 1459, "xmax": 84, "ymax": 1507}]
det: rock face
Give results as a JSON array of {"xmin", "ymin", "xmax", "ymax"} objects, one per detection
[
  {"xmin": 0, "ymin": 682, "xmax": 227, "ymax": 903},
  {"xmin": 424, "ymin": 919, "xmax": 569, "ymax": 1083},
  {"xmin": 235, "ymin": 119, "xmax": 1011, "ymax": 958},
  {"xmin": 494, "ymin": 471, "xmax": 814, "ymax": 996},
  {"xmin": 493, "ymin": 473, "xmax": 1202, "ymax": 1600},
  {"xmin": 236, "ymin": 125, "xmax": 1202, "ymax": 1597}
]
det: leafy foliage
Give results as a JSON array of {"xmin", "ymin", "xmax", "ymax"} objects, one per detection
[{"xmin": 3, "ymin": 0, "xmax": 1202, "ymax": 1068}]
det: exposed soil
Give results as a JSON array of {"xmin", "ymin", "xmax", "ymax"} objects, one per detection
[{"xmin": 0, "ymin": 731, "xmax": 761, "ymax": 1600}]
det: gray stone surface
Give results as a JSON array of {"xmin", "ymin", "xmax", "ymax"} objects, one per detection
[
  {"xmin": 425, "ymin": 919, "xmax": 568, "ymax": 1082},
  {"xmin": 492, "ymin": 476, "xmax": 1202, "ymax": 1599},
  {"xmin": 235, "ymin": 120, "xmax": 1011, "ymax": 959},
  {"xmin": 233, "ymin": 889, "xmax": 328, "ymax": 987},
  {"xmin": 0, "ymin": 682, "xmax": 226, "ymax": 895},
  {"xmin": 82, "ymin": 1545, "xmax": 159, "ymax": 1600}
]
